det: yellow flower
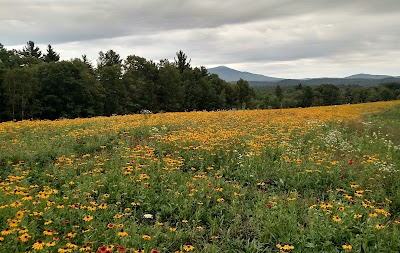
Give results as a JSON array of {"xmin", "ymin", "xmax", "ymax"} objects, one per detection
[
  {"xmin": 369, "ymin": 212, "xmax": 378, "ymax": 218},
  {"xmin": 98, "ymin": 203, "xmax": 107, "ymax": 209},
  {"xmin": 375, "ymin": 224, "xmax": 385, "ymax": 229},
  {"xmin": 183, "ymin": 245, "xmax": 195, "ymax": 251},
  {"xmin": 342, "ymin": 244, "xmax": 352, "ymax": 250},
  {"xmin": 32, "ymin": 240, "xmax": 45, "ymax": 250},
  {"xmin": 217, "ymin": 197, "xmax": 224, "ymax": 202},
  {"xmin": 118, "ymin": 230, "xmax": 129, "ymax": 237},
  {"xmin": 353, "ymin": 214, "xmax": 362, "ymax": 219},
  {"xmin": 1, "ymin": 229, "xmax": 12, "ymax": 235},
  {"xmin": 17, "ymin": 233, "xmax": 31, "ymax": 242},
  {"xmin": 142, "ymin": 235, "xmax": 151, "ymax": 240},
  {"xmin": 44, "ymin": 220, "xmax": 53, "ymax": 225},
  {"xmin": 43, "ymin": 229, "xmax": 54, "ymax": 236},
  {"xmin": 333, "ymin": 216, "xmax": 341, "ymax": 222},
  {"xmin": 83, "ymin": 215, "xmax": 93, "ymax": 222},
  {"xmin": 283, "ymin": 244, "xmax": 294, "ymax": 251},
  {"xmin": 46, "ymin": 241, "xmax": 56, "ymax": 247},
  {"xmin": 16, "ymin": 210, "xmax": 24, "ymax": 219}
]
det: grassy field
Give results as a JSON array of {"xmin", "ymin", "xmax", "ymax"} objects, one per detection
[{"xmin": 1, "ymin": 101, "xmax": 400, "ymax": 253}]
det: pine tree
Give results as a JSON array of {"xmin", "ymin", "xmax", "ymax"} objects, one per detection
[
  {"xmin": 174, "ymin": 50, "xmax": 191, "ymax": 73},
  {"xmin": 43, "ymin": 44, "xmax": 60, "ymax": 62},
  {"xmin": 20, "ymin": 41, "xmax": 42, "ymax": 59}
]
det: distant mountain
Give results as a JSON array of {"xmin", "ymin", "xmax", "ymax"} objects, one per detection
[
  {"xmin": 345, "ymin": 73, "xmax": 394, "ymax": 79},
  {"xmin": 207, "ymin": 66, "xmax": 399, "ymax": 87},
  {"xmin": 250, "ymin": 77, "xmax": 400, "ymax": 87},
  {"xmin": 208, "ymin": 66, "xmax": 282, "ymax": 82}
]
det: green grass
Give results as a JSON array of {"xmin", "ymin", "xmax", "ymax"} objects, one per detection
[{"xmin": 0, "ymin": 104, "xmax": 399, "ymax": 253}]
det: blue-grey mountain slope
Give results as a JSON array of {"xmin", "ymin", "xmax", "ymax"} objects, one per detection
[{"xmin": 208, "ymin": 66, "xmax": 282, "ymax": 82}]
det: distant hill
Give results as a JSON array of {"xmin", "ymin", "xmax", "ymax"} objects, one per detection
[
  {"xmin": 345, "ymin": 73, "xmax": 394, "ymax": 79},
  {"xmin": 207, "ymin": 66, "xmax": 399, "ymax": 87},
  {"xmin": 208, "ymin": 66, "xmax": 282, "ymax": 82},
  {"xmin": 250, "ymin": 77, "xmax": 400, "ymax": 87}
]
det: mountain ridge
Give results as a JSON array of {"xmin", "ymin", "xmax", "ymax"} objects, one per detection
[
  {"xmin": 208, "ymin": 66, "xmax": 282, "ymax": 82},
  {"xmin": 344, "ymin": 73, "xmax": 394, "ymax": 79},
  {"xmin": 208, "ymin": 66, "xmax": 399, "ymax": 87}
]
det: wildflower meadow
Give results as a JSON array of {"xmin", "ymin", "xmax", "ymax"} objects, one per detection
[{"xmin": 1, "ymin": 101, "xmax": 400, "ymax": 252}]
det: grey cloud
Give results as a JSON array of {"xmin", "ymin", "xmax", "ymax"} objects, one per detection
[
  {"xmin": 1, "ymin": 0, "xmax": 399, "ymax": 78},
  {"xmin": 2, "ymin": 0, "xmax": 399, "ymax": 45}
]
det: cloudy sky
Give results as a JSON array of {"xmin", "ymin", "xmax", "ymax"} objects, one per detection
[{"xmin": 1, "ymin": 0, "xmax": 400, "ymax": 78}]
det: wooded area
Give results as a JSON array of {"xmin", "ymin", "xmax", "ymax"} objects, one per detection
[{"xmin": 1, "ymin": 41, "xmax": 399, "ymax": 122}]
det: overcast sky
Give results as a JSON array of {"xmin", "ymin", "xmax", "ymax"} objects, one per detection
[{"xmin": 1, "ymin": 0, "xmax": 399, "ymax": 79}]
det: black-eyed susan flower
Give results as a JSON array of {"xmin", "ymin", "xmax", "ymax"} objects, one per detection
[
  {"xmin": 342, "ymin": 244, "xmax": 352, "ymax": 250},
  {"xmin": 83, "ymin": 215, "xmax": 93, "ymax": 222},
  {"xmin": 142, "ymin": 235, "xmax": 151, "ymax": 240},
  {"xmin": 333, "ymin": 216, "xmax": 342, "ymax": 222},
  {"xmin": 375, "ymin": 224, "xmax": 385, "ymax": 229},
  {"xmin": 17, "ymin": 233, "xmax": 31, "ymax": 242},
  {"xmin": 32, "ymin": 240, "xmax": 45, "ymax": 250},
  {"xmin": 98, "ymin": 203, "xmax": 107, "ymax": 209},
  {"xmin": 15, "ymin": 210, "xmax": 24, "ymax": 219},
  {"xmin": 369, "ymin": 212, "xmax": 378, "ymax": 218},
  {"xmin": 183, "ymin": 245, "xmax": 195, "ymax": 251},
  {"xmin": 43, "ymin": 229, "xmax": 54, "ymax": 236},
  {"xmin": 1, "ymin": 229, "xmax": 12, "ymax": 235}
]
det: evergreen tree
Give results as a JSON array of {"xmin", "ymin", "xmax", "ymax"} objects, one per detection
[
  {"xmin": 97, "ymin": 49, "xmax": 122, "ymax": 67},
  {"xmin": 174, "ymin": 50, "xmax": 191, "ymax": 73},
  {"xmin": 20, "ymin": 41, "xmax": 42, "ymax": 59},
  {"xmin": 43, "ymin": 44, "xmax": 60, "ymax": 62}
]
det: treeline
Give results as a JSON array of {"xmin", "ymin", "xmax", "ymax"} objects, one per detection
[
  {"xmin": 256, "ymin": 82, "xmax": 400, "ymax": 109},
  {"xmin": 0, "ymin": 41, "xmax": 254, "ymax": 121},
  {"xmin": 1, "ymin": 41, "xmax": 399, "ymax": 122}
]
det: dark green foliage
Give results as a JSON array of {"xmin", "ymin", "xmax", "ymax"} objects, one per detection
[
  {"xmin": 20, "ymin": 41, "xmax": 41, "ymax": 58},
  {"xmin": 43, "ymin": 44, "xmax": 60, "ymax": 63},
  {"xmin": 37, "ymin": 61, "xmax": 102, "ymax": 119},
  {"xmin": 275, "ymin": 85, "xmax": 283, "ymax": 108},
  {"xmin": 174, "ymin": 50, "xmax": 191, "ymax": 73},
  {"xmin": 2, "ymin": 67, "xmax": 40, "ymax": 120}
]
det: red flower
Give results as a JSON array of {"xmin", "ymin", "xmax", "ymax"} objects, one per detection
[
  {"xmin": 117, "ymin": 246, "xmax": 127, "ymax": 252},
  {"xmin": 107, "ymin": 223, "xmax": 115, "ymax": 229},
  {"xmin": 97, "ymin": 246, "xmax": 107, "ymax": 253},
  {"xmin": 348, "ymin": 159, "xmax": 354, "ymax": 165},
  {"xmin": 150, "ymin": 250, "xmax": 160, "ymax": 253}
]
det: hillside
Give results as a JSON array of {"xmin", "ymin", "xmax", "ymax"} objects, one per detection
[
  {"xmin": 208, "ymin": 66, "xmax": 282, "ymax": 82},
  {"xmin": 207, "ymin": 66, "xmax": 399, "ymax": 87},
  {"xmin": 345, "ymin": 73, "xmax": 394, "ymax": 79},
  {"xmin": 249, "ymin": 77, "xmax": 400, "ymax": 87}
]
